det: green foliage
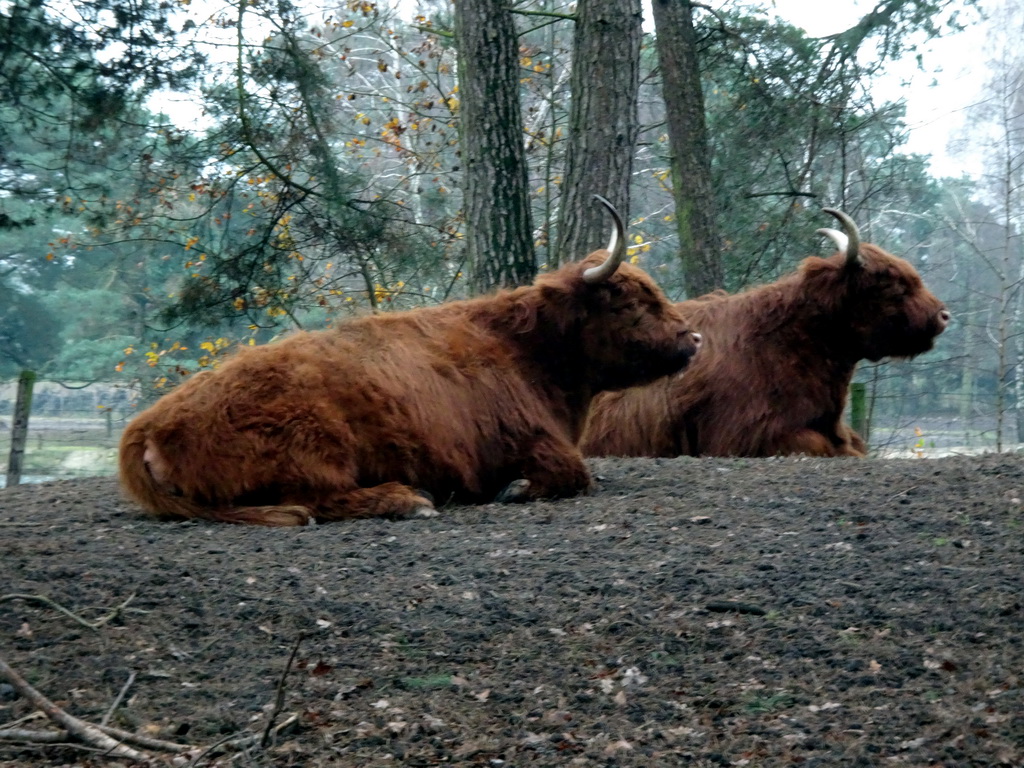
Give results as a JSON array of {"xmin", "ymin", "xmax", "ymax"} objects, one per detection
[
  {"xmin": 0, "ymin": 290, "xmax": 61, "ymax": 376},
  {"xmin": 46, "ymin": 336, "xmax": 139, "ymax": 381},
  {"xmin": 695, "ymin": 10, "xmax": 935, "ymax": 288},
  {"xmin": 1, "ymin": 0, "xmax": 203, "ymax": 95}
]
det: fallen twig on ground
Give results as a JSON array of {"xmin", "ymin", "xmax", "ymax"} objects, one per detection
[
  {"xmin": 0, "ymin": 711, "xmax": 45, "ymax": 729},
  {"xmin": 0, "ymin": 656, "xmax": 152, "ymax": 762},
  {"xmin": 187, "ymin": 714, "xmax": 299, "ymax": 767},
  {"xmin": 261, "ymin": 632, "xmax": 304, "ymax": 749},
  {"xmin": 0, "ymin": 728, "xmax": 68, "ymax": 743},
  {"xmin": 101, "ymin": 670, "xmax": 136, "ymax": 727},
  {"xmin": 0, "ymin": 656, "xmax": 303, "ymax": 764},
  {"xmin": 0, "ymin": 592, "xmax": 136, "ymax": 630},
  {"xmin": 95, "ymin": 723, "xmax": 191, "ymax": 753},
  {"xmin": 92, "ymin": 592, "xmax": 137, "ymax": 628},
  {"xmin": 0, "ymin": 718, "xmax": 207, "ymax": 755},
  {"xmin": 888, "ymin": 485, "xmax": 919, "ymax": 500}
]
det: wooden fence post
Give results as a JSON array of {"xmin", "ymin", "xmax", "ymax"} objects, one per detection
[
  {"xmin": 849, "ymin": 381, "xmax": 869, "ymax": 447},
  {"xmin": 6, "ymin": 370, "xmax": 36, "ymax": 488}
]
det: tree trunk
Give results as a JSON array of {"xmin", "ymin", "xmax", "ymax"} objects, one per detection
[
  {"xmin": 651, "ymin": 0, "xmax": 722, "ymax": 296},
  {"xmin": 6, "ymin": 370, "xmax": 35, "ymax": 488},
  {"xmin": 454, "ymin": 0, "xmax": 536, "ymax": 293},
  {"xmin": 554, "ymin": 0, "xmax": 642, "ymax": 264},
  {"xmin": 958, "ymin": 271, "xmax": 975, "ymax": 448}
]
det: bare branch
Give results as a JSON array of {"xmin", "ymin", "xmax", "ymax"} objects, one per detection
[
  {"xmin": 261, "ymin": 632, "xmax": 304, "ymax": 748},
  {"xmin": 0, "ymin": 657, "xmax": 152, "ymax": 762},
  {"xmin": 100, "ymin": 671, "xmax": 136, "ymax": 728},
  {"xmin": 0, "ymin": 592, "xmax": 136, "ymax": 631}
]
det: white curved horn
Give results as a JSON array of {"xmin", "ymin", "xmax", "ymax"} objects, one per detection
[
  {"xmin": 815, "ymin": 227, "xmax": 849, "ymax": 253},
  {"xmin": 821, "ymin": 207, "xmax": 863, "ymax": 267},
  {"xmin": 582, "ymin": 194, "xmax": 627, "ymax": 284}
]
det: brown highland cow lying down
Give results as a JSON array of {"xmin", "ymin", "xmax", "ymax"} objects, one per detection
[
  {"xmin": 581, "ymin": 208, "xmax": 950, "ymax": 459},
  {"xmin": 119, "ymin": 197, "xmax": 703, "ymax": 526}
]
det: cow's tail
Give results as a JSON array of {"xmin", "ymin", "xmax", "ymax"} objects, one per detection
[{"xmin": 118, "ymin": 426, "xmax": 313, "ymax": 527}]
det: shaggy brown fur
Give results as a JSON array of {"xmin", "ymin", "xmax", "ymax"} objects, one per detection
[
  {"xmin": 581, "ymin": 212, "xmax": 949, "ymax": 458},
  {"xmin": 120, "ymin": 226, "xmax": 701, "ymax": 526}
]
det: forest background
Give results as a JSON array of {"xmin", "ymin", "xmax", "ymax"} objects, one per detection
[{"xmin": 2, "ymin": 0, "xmax": 1024, "ymax": 476}]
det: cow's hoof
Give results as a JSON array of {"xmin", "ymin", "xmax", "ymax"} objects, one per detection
[
  {"xmin": 274, "ymin": 506, "xmax": 316, "ymax": 526},
  {"xmin": 390, "ymin": 493, "xmax": 437, "ymax": 520},
  {"xmin": 495, "ymin": 479, "xmax": 531, "ymax": 504}
]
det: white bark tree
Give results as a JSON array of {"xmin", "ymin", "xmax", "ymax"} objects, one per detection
[{"xmin": 962, "ymin": 0, "xmax": 1024, "ymax": 449}]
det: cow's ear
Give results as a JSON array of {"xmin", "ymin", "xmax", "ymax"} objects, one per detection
[
  {"xmin": 605, "ymin": 279, "xmax": 624, "ymax": 297},
  {"xmin": 580, "ymin": 274, "xmax": 623, "ymax": 302},
  {"xmin": 513, "ymin": 296, "xmax": 539, "ymax": 333},
  {"xmin": 799, "ymin": 256, "xmax": 847, "ymax": 290}
]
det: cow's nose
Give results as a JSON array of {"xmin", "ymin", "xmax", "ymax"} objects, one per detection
[{"xmin": 938, "ymin": 309, "xmax": 951, "ymax": 330}]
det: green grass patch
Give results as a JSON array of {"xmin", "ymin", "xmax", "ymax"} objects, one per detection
[
  {"xmin": 744, "ymin": 692, "xmax": 795, "ymax": 714},
  {"xmin": 399, "ymin": 674, "xmax": 454, "ymax": 689}
]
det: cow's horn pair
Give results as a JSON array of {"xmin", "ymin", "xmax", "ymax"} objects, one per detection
[
  {"xmin": 817, "ymin": 208, "xmax": 864, "ymax": 268},
  {"xmin": 582, "ymin": 194, "xmax": 627, "ymax": 284}
]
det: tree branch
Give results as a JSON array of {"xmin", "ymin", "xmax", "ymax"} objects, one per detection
[
  {"xmin": 0, "ymin": 593, "xmax": 135, "ymax": 631},
  {"xmin": 0, "ymin": 657, "xmax": 151, "ymax": 762}
]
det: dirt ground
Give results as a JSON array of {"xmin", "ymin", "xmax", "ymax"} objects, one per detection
[{"xmin": 1, "ymin": 453, "xmax": 1023, "ymax": 767}]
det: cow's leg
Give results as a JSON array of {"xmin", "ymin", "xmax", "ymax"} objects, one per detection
[
  {"xmin": 776, "ymin": 428, "xmax": 863, "ymax": 457},
  {"xmin": 163, "ymin": 484, "xmax": 437, "ymax": 527},
  {"xmin": 312, "ymin": 482, "xmax": 437, "ymax": 521},
  {"xmin": 199, "ymin": 505, "xmax": 316, "ymax": 526},
  {"xmin": 774, "ymin": 429, "xmax": 836, "ymax": 456},
  {"xmin": 499, "ymin": 435, "xmax": 593, "ymax": 503},
  {"xmin": 837, "ymin": 423, "xmax": 869, "ymax": 456}
]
